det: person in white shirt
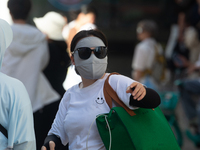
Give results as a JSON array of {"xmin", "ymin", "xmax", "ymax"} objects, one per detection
[
  {"xmin": 41, "ymin": 29, "xmax": 161, "ymax": 150},
  {"xmin": 131, "ymin": 20, "xmax": 163, "ymax": 91},
  {"xmin": 0, "ymin": 18, "xmax": 36, "ymax": 150}
]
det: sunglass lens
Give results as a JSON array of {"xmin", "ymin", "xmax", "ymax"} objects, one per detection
[
  {"xmin": 78, "ymin": 47, "xmax": 91, "ymax": 59},
  {"xmin": 95, "ymin": 47, "xmax": 107, "ymax": 59}
]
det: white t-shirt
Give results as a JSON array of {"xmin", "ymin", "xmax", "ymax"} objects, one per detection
[
  {"xmin": 132, "ymin": 38, "xmax": 163, "ymax": 90},
  {"xmin": 49, "ymin": 73, "xmax": 137, "ymax": 150},
  {"xmin": 132, "ymin": 38, "xmax": 157, "ymax": 72}
]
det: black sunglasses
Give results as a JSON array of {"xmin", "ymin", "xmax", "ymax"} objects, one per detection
[{"xmin": 72, "ymin": 46, "xmax": 107, "ymax": 60}]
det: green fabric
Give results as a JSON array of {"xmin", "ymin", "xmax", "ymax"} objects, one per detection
[{"xmin": 96, "ymin": 107, "xmax": 180, "ymax": 150}]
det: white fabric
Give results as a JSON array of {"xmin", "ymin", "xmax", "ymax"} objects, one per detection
[
  {"xmin": 132, "ymin": 38, "xmax": 160, "ymax": 90},
  {"xmin": 195, "ymin": 54, "xmax": 200, "ymax": 68},
  {"xmin": 165, "ymin": 24, "xmax": 179, "ymax": 59},
  {"xmin": 132, "ymin": 38, "xmax": 157, "ymax": 72},
  {"xmin": 0, "ymin": 19, "xmax": 36, "ymax": 150},
  {"xmin": 63, "ymin": 65, "xmax": 81, "ymax": 91},
  {"xmin": 62, "ymin": 21, "xmax": 96, "ymax": 40},
  {"xmin": 34, "ymin": 11, "xmax": 67, "ymax": 41},
  {"xmin": 0, "ymin": 74, "xmax": 36, "ymax": 150},
  {"xmin": 0, "ymin": 19, "xmax": 13, "ymax": 70},
  {"xmin": 184, "ymin": 27, "xmax": 200, "ymax": 64},
  {"xmin": 79, "ymin": 23, "xmax": 96, "ymax": 31},
  {"xmin": 1, "ymin": 24, "xmax": 60, "ymax": 112},
  {"xmin": 49, "ymin": 73, "xmax": 137, "ymax": 150},
  {"xmin": 62, "ymin": 20, "xmax": 76, "ymax": 40}
]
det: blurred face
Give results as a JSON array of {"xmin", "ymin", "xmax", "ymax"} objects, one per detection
[{"xmin": 136, "ymin": 27, "xmax": 150, "ymax": 41}]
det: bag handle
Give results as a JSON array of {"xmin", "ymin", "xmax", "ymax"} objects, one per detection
[{"xmin": 103, "ymin": 73, "xmax": 136, "ymax": 116}]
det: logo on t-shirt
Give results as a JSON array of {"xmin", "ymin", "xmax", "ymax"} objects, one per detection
[{"xmin": 95, "ymin": 97, "xmax": 104, "ymax": 104}]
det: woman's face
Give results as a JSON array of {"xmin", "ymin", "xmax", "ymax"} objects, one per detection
[{"xmin": 72, "ymin": 36, "xmax": 108, "ymax": 79}]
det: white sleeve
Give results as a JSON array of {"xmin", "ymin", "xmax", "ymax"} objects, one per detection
[
  {"xmin": 108, "ymin": 74, "xmax": 138, "ymax": 109},
  {"xmin": 48, "ymin": 94, "xmax": 69, "ymax": 145},
  {"xmin": 39, "ymin": 39, "xmax": 49, "ymax": 70},
  {"xmin": 195, "ymin": 53, "xmax": 200, "ymax": 68}
]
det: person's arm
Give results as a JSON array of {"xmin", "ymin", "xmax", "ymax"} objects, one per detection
[
  {"xmin": 126, "ymin": 81, "xmax": 160, "ymax": 108},
  {"xmin": 41, "ymin": 93, "xmax": 69, "ymax": 150},
  {"xmin": 42, "ymin": 135, "xmax": 65, "ymax": 150},
  {"xmin": 67, "ymin": 27, "xmax": 77, "ymax": 54}
]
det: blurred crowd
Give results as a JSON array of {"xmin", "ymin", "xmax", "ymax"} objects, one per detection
[{"xmin": 0, "ymin": 0, "xmax": 200, "ymax": 149}]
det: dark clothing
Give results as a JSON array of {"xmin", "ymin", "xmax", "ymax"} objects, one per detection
[
  {"xmin": 43, "ymin": 40, "xmax": 71, "ymax": 97},
  {"xmin": 37, "ymin": 40, "xmax": 70, "ymax": 150}
]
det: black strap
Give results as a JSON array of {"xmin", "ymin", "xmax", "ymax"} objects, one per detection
[{"xmin": 0, "ymin": 124, "xmax": 8, "ymax": 138}]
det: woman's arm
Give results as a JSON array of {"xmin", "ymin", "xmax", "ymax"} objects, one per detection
[{"xmin": 42, "ymin": 135, "xmax": 65, "ymax": 150}]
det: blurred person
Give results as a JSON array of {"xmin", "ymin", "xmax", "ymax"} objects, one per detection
[
  {"xmin": 1, "ymin": 0, "xmax": 60, "ymax": 149},
  {"xmin": 62, "ymin": 5, "xmax": 98, "ymax": 56},
  {"xmin": 165, "ymin": 0, "xmax": 200, "ymax": 79},
  {"xmin": 62, "ymin": 5, "xmax": 98, "ymax": 91},
  {"xmin": 182, "ymin": 13, "xmax": 200, "ymax": 79},
  {"xmin": 0, "ymin": 19, "xmax": 36, "ymax": 150},
  {"xmin": 131, "ymin": 19, "xmax": 164, "ymax": 91},
  {"xmin": 165, "ymin": 11, "xmax": 190, "ymax": 78},
  {"xmin": 34, "ymin": 11, "xmax": 71, "ymax": 97},
  {"xmin": 176, "ymin": 53, "xmax": 200, "ymax": 147},
  {"xmin": 34, "ymin": 12, "xmax": 71, "ymax": 150}
]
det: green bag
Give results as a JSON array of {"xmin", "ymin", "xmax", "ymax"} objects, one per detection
[{"xmin": 96, "ymin": 73, "xmax": 180, "ymax": 150}]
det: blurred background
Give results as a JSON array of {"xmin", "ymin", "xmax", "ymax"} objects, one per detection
[
  {"xmin": 1, "ymin": 0, "xmax": 177, "ymax": 77},
  {"xmin": 1, "ymin": 0, "xmax": 200, "ymax": 149}
]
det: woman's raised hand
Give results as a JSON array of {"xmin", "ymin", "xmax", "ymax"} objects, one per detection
[{"xmin": 126, "ymin": 82, "xmax": 146, "ymax": 101}]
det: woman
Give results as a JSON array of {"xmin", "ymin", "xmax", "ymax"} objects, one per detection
[{"xmin": 42, "ymin": 29, "xmax": 161, "ymax": 150}]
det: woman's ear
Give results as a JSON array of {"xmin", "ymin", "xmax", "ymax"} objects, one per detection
[{"xmin": 71, "ymin": 55, "xmax": 75, "ymax": 65}]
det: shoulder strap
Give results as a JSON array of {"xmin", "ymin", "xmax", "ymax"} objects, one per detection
[
  {"xmin": 0, "ymin": 124, "xmax": 8, "ymax": 138},
  {"xmin": 103, "ymin": 73, "xmax": 136, "ymax": 116}
]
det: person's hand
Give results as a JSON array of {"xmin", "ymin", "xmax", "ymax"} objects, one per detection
[
  {"xmin": 126, "ymin": 82, "xmax": 146, "ymax": 101},
  {"xmin": 41, "ymin": 141, "xmax": 55, "ymax": 150}
]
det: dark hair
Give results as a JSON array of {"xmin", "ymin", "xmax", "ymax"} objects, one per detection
[
  {"xmin": 8, "ymin": 0, "xmax": 32, "ymax": 20},
  {"xmin": 70, "ymin": 29, "xmax": 108, "ymax": 52}
]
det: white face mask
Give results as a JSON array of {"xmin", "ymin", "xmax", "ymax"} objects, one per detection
[{"xmin": 73, "ymin": 36, "xmax": 108, "ymax": 79}]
